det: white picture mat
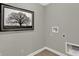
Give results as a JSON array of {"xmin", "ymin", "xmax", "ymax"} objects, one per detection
[{"xmin": 4, "ymin": 8, "xmax": 32, "ymax": 26}]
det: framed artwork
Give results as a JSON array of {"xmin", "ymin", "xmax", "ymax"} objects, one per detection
[{"xmin": 0, "ymin": 3, "xmax": 34, "ymax": 31}]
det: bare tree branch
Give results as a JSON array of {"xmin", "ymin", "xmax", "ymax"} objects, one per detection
[{"xmin": 7, "ymin": 12, "xmax": 31, "ymax": 27}]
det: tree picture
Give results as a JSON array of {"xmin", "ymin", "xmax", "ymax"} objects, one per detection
[
  {"xmin": 0, "ymin": 3, "xmax": 34, "ymax": 31},
  {"xmin": 7, "ymin": 12, "xmax": 31, "ymax": 27}
]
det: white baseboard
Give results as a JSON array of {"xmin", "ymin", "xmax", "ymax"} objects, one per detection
[
  {"xmin": 27, "ymin": 47, "xmax": 67, "ymax": 56},
  {"xmin": 44, "ymin": 47, "xmax": 67, "ymax": 56},
  {"xmin": 27, "ymin": 47, "xmax": 46, "ymax": 56}
]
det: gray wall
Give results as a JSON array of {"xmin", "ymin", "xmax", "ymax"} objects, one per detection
[
  {"xmin": 1, "ymin": 3, "xmax": 79, "ymax": 56},
  {"xmin": 45, "ymin": 3, "xmax": 79, "ymax": 54},
  {"xmin": 0, "ymin": 3, "xmax": 45, "ymax": 56}
]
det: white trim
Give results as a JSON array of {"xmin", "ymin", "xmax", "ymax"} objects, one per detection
[
  {"xmin": 27, "ymin": 47, "xmax": 46, "ymax": 56},
  {"xmin": 66, "ymin": 42, "xmax": 79, "ymax": 47},
  {"xmin": 44, "ymin": 47, "xmax": 66, "ymax": 56},
  {"xmin": 65, "ymin": 42, "xmax": 68, "ymax": 55},
  {"xmin": 65, "ymin": 42, "xmax": 73, "ymax": 56},
  {"xmin": 65, "ymin": 42, "xmax": 79, "ymax": 56},
  {"xmin": 27, "ymin": 47, "xmax": 67, "ymax": 56}
]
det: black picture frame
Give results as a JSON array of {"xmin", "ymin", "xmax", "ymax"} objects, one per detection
[{"xmin": 0, "ymin": 3, "xmax": 34, "ymax": 31}]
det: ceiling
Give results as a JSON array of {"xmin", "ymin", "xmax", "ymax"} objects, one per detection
[{"xmin": 40, "ymin": 3, "xmax": 49, "ymax": 6}]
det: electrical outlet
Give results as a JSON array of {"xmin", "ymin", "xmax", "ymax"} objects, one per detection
[{"xmin": 52, "ymin": 26, "xmax": 59, "ymax": 33}]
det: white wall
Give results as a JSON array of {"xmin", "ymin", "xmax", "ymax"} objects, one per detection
[{"xmin": 0, "ymin": 3, "xmax": 45, "ymax": 56}]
